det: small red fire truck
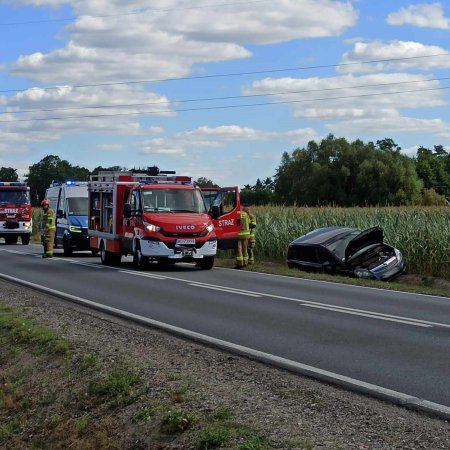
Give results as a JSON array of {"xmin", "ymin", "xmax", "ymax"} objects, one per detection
[
  {"xmin": 0, "ymin": 182, "xmax": 32, "ymax": 245},
  {"xmin": 87, "ymin": 168, "xmax": 240, "ymax": 269}
]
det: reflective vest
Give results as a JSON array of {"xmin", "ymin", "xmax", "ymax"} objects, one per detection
[
  {"xmin": 43, "ymin": 208, "xmax": 56, "ymax": 231},
  {"xmin": 238, "ymin": 211, "xmax": 250, "ymax": 238}
]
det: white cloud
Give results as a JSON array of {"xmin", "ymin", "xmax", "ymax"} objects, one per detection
[
  {"xmin": 140, "ymin": 124, "xmax": 320, "ymax": 157},
  {"xmin": 387, "ymin": 3, "xmax": 450, "ymax": 29},
  {"xmin": 10, "ymin": 0, "xmax": 357, "ymax": 84},
  {"xmin": 95, "ymin": 143, "xmax": 125, "ymax": 151},
  {"xmin": 338, "ymin": 40, "xmax": 450, "ymax": 73},
  {"xmin": 327, "ymin": 116, "xmax": 449, "ymax": 135},
  {"xmin": 244, "ymin": 73, "xmax": 447, "ymax": 120},
  {"xmin": 0, "ymin": 84, "xmax": 173, "ymax": 148}
]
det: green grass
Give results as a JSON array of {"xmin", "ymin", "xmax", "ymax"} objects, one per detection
[
  {"xmin": 89, "ymin": 368, "xmax": 140, "ymax": 406},
  {"xmin": 215, "ymin": 258, "xmax": 450, "ymax": 298},
  {"xmin": 0, "ymin": 304, "xmax": 70, "ymax": 355},
  {"xmin": 198, "ymin": 425, "xmax": 233, "ymax": 449},
  {"xmin": 161, "ymin": 409, "xmax": 197, "ymax": 434}
]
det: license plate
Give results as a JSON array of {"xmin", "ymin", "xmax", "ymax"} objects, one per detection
[{"xmin": 176, "ymin": 239, "xmax": 195, "ymax": 245}]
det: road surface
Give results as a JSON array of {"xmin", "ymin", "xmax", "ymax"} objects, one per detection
[{"xmin": 1, "ymin": 243, "xmax": 449, "ymax": 418}]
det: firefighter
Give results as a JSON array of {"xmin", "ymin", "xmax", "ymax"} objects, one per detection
[
  {"xmin": 247, "ymin": 207, "xmax": 256, "ymax": 265},
  {"xmin": 235, "ymin": 204, "xmax": 251, "ymax": 268},
  {"xmin": 41, "ymin": 199, "xmax": 56, "ymax": 258}
]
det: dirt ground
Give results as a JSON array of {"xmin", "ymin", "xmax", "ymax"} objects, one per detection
[{"xmin": 1, "ymin": 279, "xmax": 450, "ymax": 450}]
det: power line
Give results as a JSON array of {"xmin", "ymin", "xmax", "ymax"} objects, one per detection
[
  {"xmin": 2, "ymin": 53, "xmax": 449, "ymax": 95},
  {"xmin": 0, "ymin": 0, "xmax": 270, "ymax": 26},
  {"xmin": 1, "ymin": 85, "xmax": 449, "ymax": 124},
  {"xmin": 4, "ymin": 76, "xmax": 450, "ymax": 116}
]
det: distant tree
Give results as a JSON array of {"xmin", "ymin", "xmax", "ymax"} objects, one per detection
[
  {"xmin": 195, "ymin": 177, "xmax": 219, "ymax": 188},
  {"xmin": 274, "ymin": 135, "xmax": 422, "ymax": 206},
  {"xmin": 0, "ymin": 167, "xmax": 19, "ymax": 181},
  {"xmin": 421, "ymin": 188, "xmax": 446, "ymax": 206},
  {"xmin": 415, "ymin": 146, "xmax": 450, "ymax": 197},
  {"xmin": 240, "ymin": 177, "xmax": 275, "ymax": 205},
  {"xmin": 376, "ymin": 138, "xmax": 401, "ymax": 153},
  {"xmin": 25, "ymin": 155, "xmax": 90, "ymax": 205},
  {"xmin": 91, "ymin": 165, "xmax": 125, "ymax": 175}
]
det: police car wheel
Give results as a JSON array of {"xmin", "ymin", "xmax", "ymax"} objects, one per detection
[{"xmin": 63, "ymin": 238, "xmax": 73, "ymax": 256}]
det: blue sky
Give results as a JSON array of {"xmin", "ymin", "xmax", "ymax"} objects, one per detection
[{"xmin": 0, "ymin": 0, "xmax": 449, "ymax": 187}]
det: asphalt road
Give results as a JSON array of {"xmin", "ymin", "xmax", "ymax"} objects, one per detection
[{"xmin": 1, "ymin": 243, "xmax": 450, "ymax": 417}]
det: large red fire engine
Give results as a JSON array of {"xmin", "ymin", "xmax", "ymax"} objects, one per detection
[
  {"xmin": 0, "ymin": 182, "xmax": 32, "ymax": 245},
  {"xmin": 87, "ymin": 168, "xmax": 240, "ymax": 269}
]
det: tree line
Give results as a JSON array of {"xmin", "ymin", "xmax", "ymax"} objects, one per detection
[
  {"xmin": 240, "ymin": 136, "xmax": 450, "ymax": 206},
  {"xmin": 1, "ymin": 136, "xmax": 449, "ymax": 206}
]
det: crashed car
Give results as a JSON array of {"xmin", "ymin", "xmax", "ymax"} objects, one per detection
[{"xmin": 287, "ymin": 226, "xmax": 405, "ymax": 281}]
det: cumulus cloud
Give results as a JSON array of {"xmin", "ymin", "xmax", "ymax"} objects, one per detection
[
  {"xmin": 10, "ymin": 0, "xmax": 357, "ymax": 84},
  {"xmin": 0, "ymin": 84, "xmax": 173, "ymax": 147},
  {"xmin": 327, "ymin": 116, "xmax": 449, "ymax": 135},
  {"xmin": 243, "ymin": 73, "xmax": 447, "ymax": 120},
  {"xmin": 387, "ymin": 3, "xmax": 450, "ymax": 29},
  {"xmin": 338, "ymin": 40, "xmax": 450, "ymax": 73},
  {"xmin": 140, "ymin": 124, "xmax": 320, "ymax": 157}
]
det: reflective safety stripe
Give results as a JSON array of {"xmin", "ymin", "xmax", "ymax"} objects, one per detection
[{"xmin": 238, "ymin": 211, "xmax": 250, "ymax": 237}]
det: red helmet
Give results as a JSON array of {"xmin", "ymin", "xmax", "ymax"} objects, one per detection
[{"xmin": 41, "ymin": 199, "xmax": 49, "ymax": 207}]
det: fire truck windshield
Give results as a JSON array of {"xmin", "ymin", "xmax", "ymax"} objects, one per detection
[
  {"xmin": 142, "ymin": 188, "xmax": 207, "ymax": 214},
  {"xmin": 0, "ymin": 190, "xmax": 30, "ymax": 204},
  {"xmin": 67, "ymin": 197, "xmax": 88, "ymax": 216}
]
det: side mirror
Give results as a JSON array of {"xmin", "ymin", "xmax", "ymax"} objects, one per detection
[
  {"xmin": 57, "ymin": 209, "xmax": 64, "ymax": 219},
  {"xmin": 123, "ymin": 203, "xmax": 132, "ymax": 219},
  {"xmin": 210, "ymin": 205, "xmax": 220, "ymax": 219}
]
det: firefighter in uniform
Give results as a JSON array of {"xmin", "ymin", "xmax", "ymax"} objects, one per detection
[
  {"xmin": 247, "ymin": 209, "xmax": 256, "ymax": 265},
  {"xmin": 41, "ymin": 199, "xmax": 56, "ymax": 258},
  {"xmin": 235, "ymin": 205, "xmax": 251, "ymax": 268}
]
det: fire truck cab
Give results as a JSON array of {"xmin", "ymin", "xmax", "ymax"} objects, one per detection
[
  {"xmin": 88, "ymin": 169, "xmax": 240, "ymax": 269},
  {"xmin": 0, "ymin": 182, "xmax": 32, "ymax": 245}
]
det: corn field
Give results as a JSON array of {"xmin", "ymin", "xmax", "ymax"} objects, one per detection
[
  {"xmin": 251, "ymin": 206, "xmax": 450, "ymax": 280},
  {"xmin": 32, "ymin": 206, "xmax": 450, "ymax": 280}
]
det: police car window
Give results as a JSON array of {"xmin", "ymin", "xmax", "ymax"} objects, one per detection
[{"xmin": 67, "ymin": 197, "xmax": 88, "ymax": 216}]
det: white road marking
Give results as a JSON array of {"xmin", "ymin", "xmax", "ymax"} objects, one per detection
[
  {"xmin": 188, "ymin": 283, "xmax": 262, "ymax": 297},
  {"xmin": 301, "ymin": 304, "xmax": 432, "ymax": 328},
  {"xmin": 119, "ymin": 270, "xmax": 167, "ymax": 280}
]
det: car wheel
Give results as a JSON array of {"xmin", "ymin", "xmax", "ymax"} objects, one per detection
[
  {"xmin": 21, "ymin": 234, "xmax": 30, "ymax": 245},
  {"xmin": 198, "ymin": 256, "xmax": 214, "ymax": 270},
  {"xmin": 63, "ymin": 237, "xmax": 73, "ymax": 256}
]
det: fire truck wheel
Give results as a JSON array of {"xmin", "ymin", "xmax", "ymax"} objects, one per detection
[
  {"xmin": 133, "ymin": 245, "xmax": 149, "ymax": 268},
  {"xmin": 197, "ymin": 256, "xmax": 215, "ymax": 270},
  {"xmin": 21, "ymin": 235, "xmax": 30, "ymax": 245},
  {"xmin": 100, "ymin": 241, "xmax": 120, "ymax": 265},
  {"xmin": 63, "ymin": 237, "xmax": 73, "ymax": 256},
  {"xmin": 5, "ymin": 235, "xmax": 18, "ymax": 244}
]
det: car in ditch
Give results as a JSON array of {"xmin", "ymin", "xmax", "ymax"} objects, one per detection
[{"xmin": 287, "ymin": 226, "xmax": 405, "ymax": 281}]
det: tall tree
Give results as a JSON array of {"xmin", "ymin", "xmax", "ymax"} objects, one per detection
[
  {"xmin": 415, "ymin": 146, "xmax": 450, "ymax": 197},
  {"xmin": 195, "ymin": 177, "xmax": 219, "ymax": 188},
  {"xmin": 274, "ymin": 136, "xmax": 423, "ymax": 206},
  {"xmin": 25, "ymin": 155, "xmax": 90, "ymax": 205},
  {"xmin": 0, "ymin": 167, "xmax": 19, "ymax": 181}
]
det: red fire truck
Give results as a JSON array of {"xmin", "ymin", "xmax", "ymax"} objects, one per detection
[
  {"xmin": 0, "ymin": 182, "xmax": 32, "ymax": 245},
  {"xmin": 87, "ymin": 169, "xmax": 240, "ymax": 269}
]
